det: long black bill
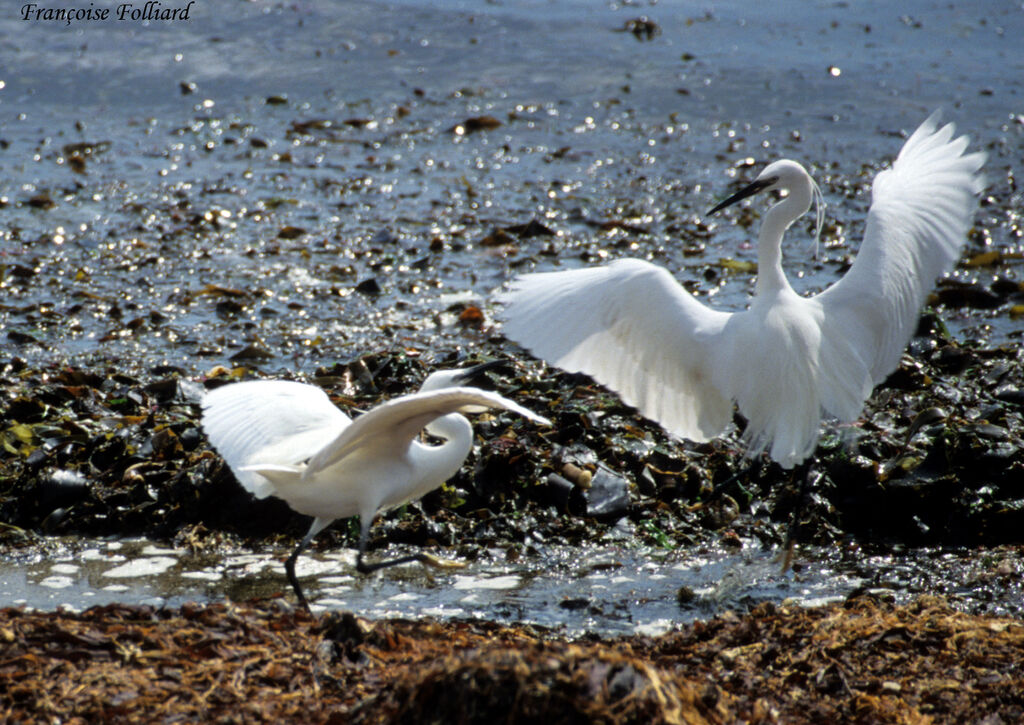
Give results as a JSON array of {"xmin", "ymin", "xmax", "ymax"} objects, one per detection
[
  {"xmin": 453, "ymin": 359, "xmax": 508, "ymax": 385},
  {"xmin": 707, "ymin": 176, "xmax": 777, "ymax": 215}
]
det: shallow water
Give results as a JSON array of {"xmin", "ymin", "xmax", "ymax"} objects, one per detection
[
  {"xmin": 2, "ymin": 0, "xmax": 1021, "ymax": 377},
  {"xmin": 2, "ymin": 535, "xmax": 1020, "ymax": 634}
]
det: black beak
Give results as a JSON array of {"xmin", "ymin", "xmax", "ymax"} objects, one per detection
[
  {"xmin": 454, "ymin": 359, "xmax": 508, "ymax": 385},
  {"xmin": 707, "ymin": 176, "xmax": 778, "ymax": 215}
]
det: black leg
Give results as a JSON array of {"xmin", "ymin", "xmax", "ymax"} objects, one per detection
[
  {"xmin": 353, "ymin": 515, "xmax": 462, "ymax": 575},
  {"xmin": 781, "ymin": 461, "xmax": 818, "ymax": 572},
  {"xmin": 707, "ymin": 458, "xmax": 759, "ymax": 503},
  {"xmin": 285, "ymin": 526, "xmax": 319, "ymax": 612},
  {"xmin": 355, "ymin": 550, "xmax": 442, "ymax": 575}
]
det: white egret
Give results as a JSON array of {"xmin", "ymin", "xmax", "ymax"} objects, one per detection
[
  {"xmin": 200, "ymin": 362, "xmax": 550, "ymax": 610},
  {"xmin": 497, "ymin": 112, "xmax": 984, "ymax": 472}
]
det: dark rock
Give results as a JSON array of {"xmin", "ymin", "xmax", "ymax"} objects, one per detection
[
  {"xmin": 355, "ymin": 278, "xmax": 382, "ymax": 295},
  {"xmin": 577, "ymin": 467, "xmax": 631, "ymax": 523}
]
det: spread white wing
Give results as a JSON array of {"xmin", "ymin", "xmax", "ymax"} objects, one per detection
[
  {"xmin": 201, "ymin": 380, "xmax": 350, "ymax": 497},
  {"xmin": 816, "ymin": 112, "xmax": 986, "ymax": 383},
  {"xmin": 497, "ymin": 258, "xmax": 734, "ymax": 442},
  {"xmin": 305, "ymin": 386, "xmax": 550, "ymax": 476}
]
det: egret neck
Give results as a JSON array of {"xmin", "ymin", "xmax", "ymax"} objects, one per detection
[
  {"xmin": 410, "ymin": 412, "xmax": 474, "ymax": 503},
  {"xmin": 756, "ymin": 171, "xmax": 814, "ymax": 298}
]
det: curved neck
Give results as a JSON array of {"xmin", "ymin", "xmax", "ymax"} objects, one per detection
[
  {"xmin": 412, "ymin": 413, "xmax": 474, "ymax": 494},
  {"xmin": 755, "ymin": 183, "xmax": 813, "ymax": 298}
]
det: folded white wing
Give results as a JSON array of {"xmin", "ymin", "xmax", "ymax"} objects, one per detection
[
  {"xmin": 816, "ymin": 112, "xmax": 986, "ymax": 383},
  {"xmin": 201, "ymin": 380, "xmax": 350, "ymax": 497},
  {"xmin": 305, "ymin": 386, "xmax": 550, "ymax": 476},
  {"xmin": 497, "ymin": 258, "xmax": 734, "ymax": 442}
]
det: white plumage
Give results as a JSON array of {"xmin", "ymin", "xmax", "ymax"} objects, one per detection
[
  {"xmin": 201, "ymin": 364, "xmax": 549, "ymax": 609},
  {"xmin": 498, "ymin": 112, "xmax": 984, "ymax": 468}
]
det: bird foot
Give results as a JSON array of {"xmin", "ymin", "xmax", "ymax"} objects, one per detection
[
  {"xmin": 418, "ymin": 553, "xmax": 467, "ymax": 570},
  {"xmin": 778, "ymin": 540, "xmax": 797, "ymax": 574}
]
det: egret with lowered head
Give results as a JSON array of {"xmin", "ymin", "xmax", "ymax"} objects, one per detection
[
  {"xmin": 498, "ymin": 112, "xmax": 984, "ymax": 473},
  {"xmin": 201, "ymin": 362, "xmax": 549, "ymax": 610}
]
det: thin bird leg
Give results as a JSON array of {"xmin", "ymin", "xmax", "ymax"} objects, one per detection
[
  {"xmin": 285, "ymin": 525, "xmax": 320, "ymax": 612},
  {"xmin": 356, "ymin": 549, "xmax": 444, "ymax": 574},
  {"xmin": 781, "ymin": 461, "xmax": 820, "ymax": 572},
  {"xmin": 354, "ymin": 516, "xmax": 464, "ymax": 575},
  {"xmin": 707, "ymin": 459, "xmax": 758, "ymax": 504}
]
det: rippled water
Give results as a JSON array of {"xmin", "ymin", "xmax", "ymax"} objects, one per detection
[
  {"xmin": 2, "ymin": 0, "xmax": 1020, "ymax": 375},
  {"xmin": 0, "ymin": 537, "xmax": 898, "ymax": 635},
  {"xmin": 3, "ymin": 536, "xmax": 1020, "ymax": 634}
]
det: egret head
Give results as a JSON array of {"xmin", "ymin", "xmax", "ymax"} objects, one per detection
[
  {"xmin": 418, "ymin": 359, "xmax": 507, "ymax": 393},
  {"xmin": 707, "ymin": 160, "xmax": 809, "ymax": 214},
  {"xmin": 708, "ymin": 159, "xmax": 825, "ymax": 246}
]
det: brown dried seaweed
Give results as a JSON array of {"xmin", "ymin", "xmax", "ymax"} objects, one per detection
[{"xmin": 1, "ymin": 596, "xmax": 1021, "ymax": 724}]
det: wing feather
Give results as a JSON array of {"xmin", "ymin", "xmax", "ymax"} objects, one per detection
[
  {"xmin": 497, "ymin": 258, "xmax": 733, "ymax": 441},
  {"xmin": 201, "ymin": 380, "xmax": 350, "ymax": 497},
  {"xmin": 816, "ymin": 112, "xmax": 985, "ymax": 382},
  {"xmin": 306, "ymin": 387, "xmax": 550, "ymax": 476}
]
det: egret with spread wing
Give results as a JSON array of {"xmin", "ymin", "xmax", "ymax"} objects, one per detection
[
  {"xmin": 201, "ymin": 362, "xmax": 550, "ymax": 610},
  {"xmin": 498, "ymin": 113, "xmax": 984, "ymax": 470}
]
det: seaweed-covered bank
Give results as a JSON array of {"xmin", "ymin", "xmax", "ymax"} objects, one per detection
[
  {"xmin": 1, "ymin": 596, "xmax": 1022, "ymax": 723},
  {"xmin": 2, "ymin": 330, "xmax": 1024, "ymax": 551}
]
